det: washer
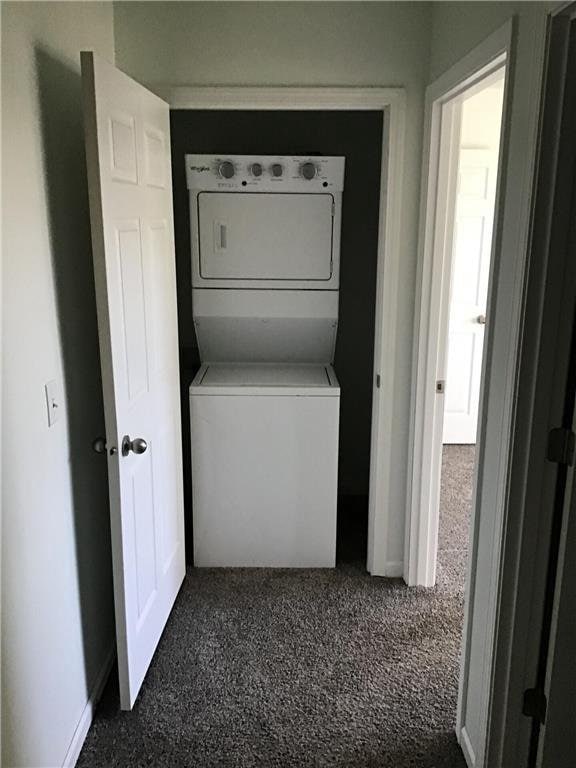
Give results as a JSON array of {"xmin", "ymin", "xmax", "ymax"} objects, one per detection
[
  {"xmin": 186, "ymin": 155, "xmax": 345, "ymax": 567},
  {"xmin": 190, "ymin": 363, "xmax": 339, "ymax": 567}
]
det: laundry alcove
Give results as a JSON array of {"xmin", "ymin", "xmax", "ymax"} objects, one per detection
[{"xmin": 169, "ymin": 110, "xmax": 383, "ymax": 564}]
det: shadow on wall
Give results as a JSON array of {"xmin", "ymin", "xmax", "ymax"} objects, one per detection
[{"xmin": 35, "ymin": 47, "xmax": 114, "ymax": 688}]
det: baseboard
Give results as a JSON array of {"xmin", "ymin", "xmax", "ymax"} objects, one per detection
[
  {"xmin": 62, "ymin": 644, "xmax": 115, "ymax": 768},
  {"xmin": 367, "ymin": 560, "xmax": 403, "ymax": 578},
  {"xmin": 385, "ymin": 560, "xmax": 403, "ymax": 577},
  {"xmin": 458, "ymin": 725, "xmax": 476, "ymax": 768}
]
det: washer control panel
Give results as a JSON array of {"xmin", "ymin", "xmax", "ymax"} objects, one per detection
[{"xmin": 186, "ymin": 154, "xmax": 345, "ymax": 192}]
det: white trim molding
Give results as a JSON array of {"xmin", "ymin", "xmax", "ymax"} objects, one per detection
[
  {"xmin": 406, "ymin": 20, "xmax": 511, "ymax": 589},
  {"xmin": 406, "ymin": 11, "xmax": 552, "ymax": 767},
  {"xmin": 63, "ymin": 645, "xmax": 115, "ymax": 767},
  {"xmin": 487, "ymin": 4, "xmax": 576, "ymax": 766},
  {"xmin": 159, "ymin": 85, "xmax": 404, "ymax": 113},
  {"xmin": 161, "ymin": 85, "xmax": 407, "ymax": 578},
  {"xmin": 406, "ymin": 16, "xmax": 527, "ymax": 768}
]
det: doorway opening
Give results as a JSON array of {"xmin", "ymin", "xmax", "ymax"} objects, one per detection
[
  {"xmin": 407, "ymin": 28, "xmax": 511, "ymax": 763},
  {"xmin": 407, "ymin": 52, "xmax": 508, "ymax": 590},
  {"xmin": 169, "ymin": 109, "xmax": 384, "ymax": 569},
  {"xmin": 438, "ymin": 70, "xmax": 505, "ymax": 590}
]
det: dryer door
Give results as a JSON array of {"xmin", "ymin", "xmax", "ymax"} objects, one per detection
[{"xmin": 197, "ymin": 192, "xmax": 334, "ymax": 282}]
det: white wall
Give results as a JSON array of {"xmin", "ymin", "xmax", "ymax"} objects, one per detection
[
  {"xmin": 1, "ymin": 3, "xmax": 115, "ymax": 766},
  {"xmin": 113, "ymin": 0, "xmax": 433, "ymax": 567},
  {"xmin": 460, "ymin": 78, "xmax": 505, "ymax": 150}
]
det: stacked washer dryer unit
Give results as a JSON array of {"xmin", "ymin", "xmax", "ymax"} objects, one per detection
[{"xmin": 187, "ymin": 154, "xmax": 345, "ymax": 567}]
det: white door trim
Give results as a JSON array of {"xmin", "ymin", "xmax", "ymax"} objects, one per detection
[
  {"xmin": 407, "ymin": 14, "xmax": 552, "ymax": 768},
  {"xmin": 406, "ymin": 19, "xmax": 514, "ymax": 768},
  {"xmin": 156, "ymin": 85, "xmax": 407, "ymax": 577},
  {"xmin": 487, "ymin": 5, "xmax": 576, "ymax": 765},
  {"xmin": 405, "ymin": 21, "xmax": 511, "ymax": 589}
]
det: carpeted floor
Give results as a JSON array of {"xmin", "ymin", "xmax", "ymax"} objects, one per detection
[{"xmin": 78, "ymin": 445, "xmax": 475, "ymax": 768}]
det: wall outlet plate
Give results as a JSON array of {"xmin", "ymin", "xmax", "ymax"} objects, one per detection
[{"xmin": 45, "ymin": 379, "xmax": 61, "ymax": 427}]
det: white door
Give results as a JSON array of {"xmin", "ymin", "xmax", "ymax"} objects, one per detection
[
  {"xmin": 82, "ymin": 51, "xmax": 185, "ymax": 709},
  {"xmin": 443, "ymin": 148, "xmax": 497, "ymax": 444}
]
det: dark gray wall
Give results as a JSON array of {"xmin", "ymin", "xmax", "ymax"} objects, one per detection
[{"xmin": 170, "ymin": 110, "xmax": 382, "ymax": 557}]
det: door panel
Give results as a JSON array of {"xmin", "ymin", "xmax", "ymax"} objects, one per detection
[
  {"xmin": 143, "ymin": 125, "xmax": 168, "ymax": 189},
  {"xmin": 145, "ymin": 221, "xmax": 173, "ymax": 375},
  {"xmin": 445, "ymin": 333, "xmax": 476, "ymax": 414},
  {"xmin": 117, "ymin": 220, "xmax": 149, "ymax": 399},
  {"xmin": 82, "ymin": 51, "xmax": 185, "ymax": 709},
  {"xmin": 109, "ymin": 112, "xmax": 138, "ymax": 183},
  {"xmin": 443, "ymin": 149, "xmax": 496, "ymax": 444},
  {"xmin": 451, "ymin": 217, "xmax": 486, "ymax": 303},
  {"xmin": 131, "ymin": 450, "xmax": 157, "ymax": 622}
]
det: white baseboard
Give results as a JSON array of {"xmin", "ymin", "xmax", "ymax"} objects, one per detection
[
  {"xmin": 368, "ymin": 560, "xmax": 404, "ymax": 578},
  {"xmin": 62, "ymin": 644, "xmax": 116, "ymax": 768},
  {"xmin": 459, "ymin": 725, "xmax": 476, "ymax": 768}
]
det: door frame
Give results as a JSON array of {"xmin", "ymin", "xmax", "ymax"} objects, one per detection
[
  {"xmin": 405, "ymin": 22, "xmax": 512, "ymax": 589},
  {"xmin": 156, "ymin": 85, "xmax": 406, "ymax": 577},
  {"xmin": 407, "ymin": 13, "xmax": 554, "ymax": 767},
  {"xmin": 487, "ymin": 4, "xmax": 576, "ymax": 765}
]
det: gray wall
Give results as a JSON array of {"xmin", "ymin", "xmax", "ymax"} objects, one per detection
[
  {"xmin": 429, "ymin": 1, "xmax": 552, "ymax": 80},
  {"xmin": 114, "ymin": 0, "xmax": 433, "ymax": 566},
  {"xmin": 1, "ymin": 3, "xmax": 115, "ymax": 766}
]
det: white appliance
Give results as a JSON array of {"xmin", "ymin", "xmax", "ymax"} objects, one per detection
[{"xmin": 187, "ymin": 154, "xmax": 345, "ymax": 567}]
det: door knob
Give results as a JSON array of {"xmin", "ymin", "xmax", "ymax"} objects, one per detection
[
  {"xmin": 92, "ymin": 437, "xmax": 107, "ymax": 454},
  {"xmin": 122, "ymin": 435, "xmax": 148, "ymax": 457},
  {"xmin": 476, "ymin": 314, "xmax": 486, "ymax": 325}
]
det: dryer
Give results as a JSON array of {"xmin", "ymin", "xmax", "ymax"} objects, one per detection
[{"xmin": 187, "ymin": 155, "xmax": 345, "ymax": 567}]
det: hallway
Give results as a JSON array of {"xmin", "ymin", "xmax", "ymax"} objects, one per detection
[{"xmin": 78, "ymin": 447, "xmax": 473, "ymax": 768}]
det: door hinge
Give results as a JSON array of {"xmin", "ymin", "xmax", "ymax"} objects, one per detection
[
  {"xmin": 547, "ymin": 427, "xmax": 575, "ymax": 466},
  {"xmin": 376, "ymin": 374, "xmax": 381, "ymax": 389},
  {"xmin": 436, "ymin": 379, "xmax": 445, "ymax": 394},
  {"xmin": 522, "ymin": 687, "xmax": 547, "ymax": 724}
]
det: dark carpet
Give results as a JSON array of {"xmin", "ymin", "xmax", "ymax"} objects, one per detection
[{"xmin": 78, "ymin": 446, "xmax": 474, "ymax": 768}]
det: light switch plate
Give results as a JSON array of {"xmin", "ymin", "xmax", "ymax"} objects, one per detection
[{"xmin": 45, "ymin": 379, "xmax": 61, "ymax": 427}]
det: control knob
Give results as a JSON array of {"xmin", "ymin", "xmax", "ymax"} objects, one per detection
[
  {"xmin": 300, "ymin": 162, "xmax": 317, "ymax": 180},
  {"xmin": 250, "ymin": 162, "xmax": 263, "ymax": 178},
  {"xmin": 271, "ymin": 163, "xmax": 283, "ymax": 178},
  {"xmin": 218, "ymin": 161, "xmax": 235, "ymax": 179}
]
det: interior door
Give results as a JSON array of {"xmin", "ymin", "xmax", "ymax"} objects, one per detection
[
  {"xmin": 443, "ymin": 148, "xmax": 497, "ymax": 444},
  {"xmin": 81, "ymin": 51, "xmax": 185, "ymax": 709}
]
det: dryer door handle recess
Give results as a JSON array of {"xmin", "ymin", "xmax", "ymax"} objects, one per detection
[{"xmin": 214, "ymin": 221, "xmax": 228, "ymax": 252}]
